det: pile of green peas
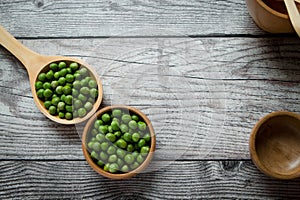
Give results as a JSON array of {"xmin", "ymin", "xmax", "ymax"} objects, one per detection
[
  {"xmin": 87, "ymin": 109, "xmax": 151, "ymax": 174},
  {"xmin": 35, "ymin": 61, "xmax": 98, "ymax": 120}
]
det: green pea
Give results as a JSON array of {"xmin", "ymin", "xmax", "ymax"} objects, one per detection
[
  {"xmin": 101, "ymin": 113, "xmax": 110, "ymax": 123},
  {"xmin": 101, "ymin": 142, "xmax": 109, "ymax": 151},
  {"xmin": 108, "ymin": 163, "xmax": 119, "ymax": 173},
  {"xmin": 73, "ymin": 110, "xmax": 78, "ymax": 118},
  {"xmin": 123, "ymin": 132, "xmax": 132, "ymax": 142},
  {"xmin": 98, "ymin": 125, "xmax": 108, "ymax": 134},
  {"xmin": 51, "ymin": 80, "xmax": 59, "ymax": 89},
  {"xmin": 122, "ymin": 114, "xmax": 132, "ymax": 123},
  {"xmin": 66, "ymin": 68, "xmax": 72, "ymax": 74},
  {"xmin": 84, "ymin": 76, "xmax": 92, "ymax": 83},
  {"xmin": 103, "ymin": 163, "xmax": 110, "ymax": 171},
  {"xmin": 74, "ymin": 72, "xmax": 81, "ymax": 80},
  {"xmin": 49, "ymin": 106, "xmax": 56, "ymax": 115},
  {"xmin": 121, "ymin": 165, "xmax": 129, "ymax": 172},
  {"xmin": 138, "ymin": 121, "xmax": 147, "ymax": 131},
  {"xmin": 46, "ymin": 70, "xmax": 54, "ymax": 80},
  {"xmin": 84, "ymin": 102, "xmax": 93, "ymax": 111},
  {"xmin": 35, "ymin": 81, "xmax": 43, "ymax": 90},
  {"xmin": 58, "ymin": 112, "xmax": 65, "ymax": 118},
  {"xmin": 66, "ymin": 74, "xmax": 74, "ymax": 83},
  {"xmin": 57, "ymin": 101, "xmax": 65, "ymax": 111},
  {"xmin": 64, "ymin": 95, "xmax": 73, "ymax": 105},
  {"xmin": 88, "ymin": 80, "xmax": 97, "ymax": 88},
  {"xmin": 100, "ymin": 152, "xmax": 108, "ymax": 161},
  {"xmin": 117, "ymin": 158, "xmax": 124, "ymax": 167},
  {"xmin": 63, "ymin": 85, "xmax": 72, "ymax": 95},
  {"xmin": 78, "ymin": 94, "xmax": 87, "ymax": 102},
  {"xmin": 96, "ymin": 134, "xmax": 105, "ymax": 142},
  {"xmin": 116, "ymin": 149, "xmax": 126, "ymax": 159},
  {"xmin": 97, "ymin": 160, "xmax": 104, "ymax": 167},
  {"xmin": 131, "ymin": 114, "xmax": 139, "ymax": 121},
  {"xmin": 108, "ymin": 154, "xmax": 117, "ymax": 163},
  {"xmin": 42, "ymin": 82, "xmax": 51, "ymax": 90},
  {"xmin": 140, "ymin": 146, "xmax": 149, "ymax": 156},
  {"xmin": 108, "ymin": 126, "xmax": 113, "ymax": 133},
  {"xmin": 128, "ymin": 120, "xmax": 138, "ymax": 130},
  {"xmin": 72, "ymin": 88, "xmax": 79, "ymax": 97},
  {"xmin": 49, "ymin": 63, "xmax": 58, "ymax": 71},
  {"xmin": 132, "ymin": 132, "xmax": 140, "ymax": 143},
  {"xmin": 89, "ymin": 88, "xmax": 98, "ymax": 98},
  {"xmin": 54, "ymin": 72, "xmax": 60, "ymax": 79},
  {"xmin": 44, "ymin": 101, "xmax": 52, "ymax": 109},
  {"xmin": 87, "ymin": 141, "xmax": 94, "ymax": 149},
  {"xmin": 65, "ymin": 105, "xmax": 73, "ymax": 113},
  {"xmin": 65, "ymin": 112, "xmax": 72, "ymax": 120},
  {"xmin": 111, "ymin": 120, "xmax": 119, "ymax": 131},
  {"xmin": 55, "ymin": 85, "xmax": 63, "ymax": 95},
  {"xmin": 58, "ymin": 61, "xmax": 66, "ymax": 69},
  {"xmin": 130, "ymin": 162, "xmax": 140, "ymax": 170},
  {"xmin": 120, "ymin": 124, "xmax": 129, "ymax": 133},
  {"xmin": 116, "ymin": 139, "xmax": 127, "ymax": 149},
  {"xmin": 51, "ymin": 97, "xmax": 60, "ymax": 106},
  {"xmin": 59, "ymin": 68, "xmax": 68, "ymax": 77},
  {"xmin": 138, "ymin": 139, "xmax": 146, "ymax": 148},
  {"xmin": 112, "ymin": 109, "xmax": 122, "ymax": 117},
  {"xmin": 78, "ymin": 108, "xmax": 87, "ymax": 118},
  {"xmin": 43, "ymin": 89, "xmax": 53, "ymax": 98},
  {"xmin": 73, "ymin": 80, "xmax": 81, "ymax": 89},
  {"xmin": 94, "ymin": 120, "xmax": 103, "ymax": 129},
  {"xmin": 143, "ymin": 133, "xmax": 151, "ymax": 142},
  {"xmin": 127, "ymin": 144, "xmax": 134, "ymax": 152},
  {"xmin": 70, "ymin": 62, "xmax": 79, "ymax": 71},
  {"xmin": 74, "ymin": 99, "xmax": 83, "ymax": 109},
  {"xmin": 124, "ymin": 154, "xmax": 134, "ymax": 164},
  {"xmin": 105, "ymin": 133, "xmax": 116, "ymax": 143},
  {"xmin": 37, "ymin": 89, "xmax": 45, "ymax": 99},
  {"xmin": 91, "ymin": 129, "xmax": 98, "ymax": 136},
  {"xmin": 91, "ymin": 151, "xmax": 98, "ymax": 159},
  {"xmin": 58, "ymin": 77, "xmax": 66, "ymax": 86},
  {"xmin": 114, "ymin": 131, "xmax": 121, "ymax": 138},
  {"xmin": 80, "ymin": 79, "xmax": 89, "ymax": 87},
  {"xmin": 107, "ymin": 146, "xmax": 116, "ymax": 155},
  {"xmin": 38, "ymin": 73, "xmax": 47, "ymax": 82},
  {"xmin": 137, "ymin": 154, "xmax": 145, "ymax": 164},
  {"xmin": 92, "ymin": 142, "xmax": 101, "ymax": 151},
  {"xmin": 79, "ymin": 67, "xmax": 88, "ymax": 76},
  {"xmin": 80, "ymin": 87, "xmax": 90, "ymax": 95}
]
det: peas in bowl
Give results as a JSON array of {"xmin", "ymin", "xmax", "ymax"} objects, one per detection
[{"xmin": 82, "ymin": 105, "xmax": 156, "ymax": 179}]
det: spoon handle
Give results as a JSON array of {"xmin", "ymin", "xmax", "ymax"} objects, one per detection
[
  {"xmin": 284, "ymin": 0, "xmax": 300, "ymax": 37},
  {"xmin": 0, "ymin": 25, "xmax": 43, "ymax": 73}
]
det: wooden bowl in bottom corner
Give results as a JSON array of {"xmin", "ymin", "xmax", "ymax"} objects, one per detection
[{"xmin": 82, "ymin": 105, "xmax": 156, "ymax": 179}]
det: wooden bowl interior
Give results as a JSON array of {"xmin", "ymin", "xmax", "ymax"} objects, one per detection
[
  {"xmin": 254, "ymin": 114, "xmax": 300, "ymax": 176},
  {"xmin": 82, "ymin": 105, "xmax": 156, "ymax": 179}
]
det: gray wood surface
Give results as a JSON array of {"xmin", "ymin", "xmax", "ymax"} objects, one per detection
[
  {"xmin": 1, "ymin": 0, "xmax": 300, "ymax": 199},
  {"xmin": 0, "ymin": 0, "xmax": 273, "ymax": 37}
]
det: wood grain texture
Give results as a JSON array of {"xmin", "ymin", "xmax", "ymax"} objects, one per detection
[
  {"xmin": 1, "ymin": 37, "xmax": 300, "ymax": 160},
  {"xmin": 0, "ymin": 160, "xmax": 299, "ymax": 199},
  {"xmin": 0, "ymin": 0, "xmax": 272, "ymax": 37}
]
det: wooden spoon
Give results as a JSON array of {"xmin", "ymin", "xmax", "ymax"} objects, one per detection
[
  {"xmin": 0, "ymin": 26, "xmax": 103, "ymax": 125},
  {"xmin": 249, "ymin": 111, "xmax": 300, "ymax": 179},
  {"xmin": 275, "ymin": 0, "xmax": 300, "ymax": 37}
]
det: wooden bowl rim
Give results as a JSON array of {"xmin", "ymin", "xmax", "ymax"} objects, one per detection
[
  {"xmin": 249, "ymin": 111, "xmax": 300, "ymax": 179},
  {"xmin": 257, "ymin": 0, "xmax": 289, "ymax": 19},
  {"xmin": 82, "ymin": 105, "xmax": 156, "ymax": 179}
]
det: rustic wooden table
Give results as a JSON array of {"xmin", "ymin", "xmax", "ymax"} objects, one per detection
[{"xmin": 1, "ymin": 0, "xmax": 300, "ymax": 199}]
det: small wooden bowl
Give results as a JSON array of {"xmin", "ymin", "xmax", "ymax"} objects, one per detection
[
  {"xmin": 82, "ymin": 105, "xmax": 156, "ymax": 179},
  {"xmin": 246, "ymin": 0, "xmax": 296, "ymax": 33},
  {"xmin": 249, "ymin": 111, "xmax": 300, "ymax": 179}
]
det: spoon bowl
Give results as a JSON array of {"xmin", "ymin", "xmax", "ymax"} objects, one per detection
[
  {"xmin": 0, "ymin": 26, "xmax": 103, "ymax": 124},
  {"xmin": 249, "ymin": 111, "xmax": 300, "ymax": 179}
]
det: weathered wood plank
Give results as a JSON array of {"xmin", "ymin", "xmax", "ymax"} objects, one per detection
[
  {"xmin": 0, "ymin": 0, "xmax": 274, "ymax": 37},
  {"xmin": 0, "ymin": 160, "xmax": 299, "ymax": 199},
  {"xmin": 1, "ymin": 37, "xmax": 300, "ymax": 160}
]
